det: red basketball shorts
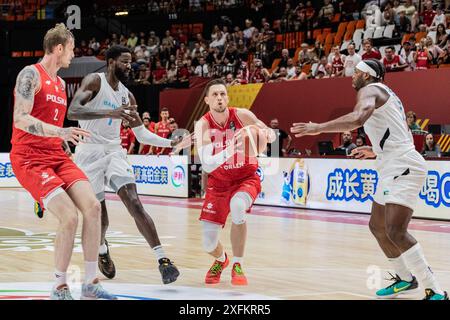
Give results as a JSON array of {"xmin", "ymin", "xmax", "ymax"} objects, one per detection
[
  {"xmin": 200, "ymin": 173, "xmax": 261, "ymax": 227},
  {"xmin": 10, "ymin": 146, "xmax": 88, "ymax": 209}
]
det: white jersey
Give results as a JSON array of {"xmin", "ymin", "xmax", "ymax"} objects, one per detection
[
  {"xmin": 363, "ymin": 82, "xmax": 415, "ymax": 160},
  {"xmin": 79, "ymin": 73, "xmax": 130, "ymax": 145}
]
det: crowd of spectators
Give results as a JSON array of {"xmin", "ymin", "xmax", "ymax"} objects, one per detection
[{"xmin": 73, "ymin": 0, "xmax": 450, "ymax": 87}]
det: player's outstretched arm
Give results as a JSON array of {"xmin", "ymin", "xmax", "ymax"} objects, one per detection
[
  {"xmin": 290, "ymin": 86, "xmax": 378, "ymax": 138},
  {"xmin": 13, "ymin": 66, "xmax": 90, "ymax": 144},
  {"xmin": 67, "ymin": 73, "xmax": 135, "ymax": 121},
  {"xmin": 236, "ymin": 108, "xmax": 276, "ymax": 143},
  {"xmin": 195, "ymin": 118, "xmax": 242, "ymax": 173}
]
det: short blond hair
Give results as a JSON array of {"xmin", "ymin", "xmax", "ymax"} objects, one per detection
[{"xmin": 43, "ymin": 23, "xmax": 74, "ymax": 54}]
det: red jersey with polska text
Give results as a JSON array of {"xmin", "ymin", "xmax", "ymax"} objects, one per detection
[
  {"xmin": 202, "ymin": 107, "xmax": 258, "ymax": 182},
  {"xmin": 11, "ymin": 63, "xmax": 67, "ymax": 150}
]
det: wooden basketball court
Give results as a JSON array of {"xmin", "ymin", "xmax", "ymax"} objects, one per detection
[{"xmin": 1, "ymin": 187, "xmax": 449, "ymax": 300}]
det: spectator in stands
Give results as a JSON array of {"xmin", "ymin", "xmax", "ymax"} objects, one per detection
[
  {"xmin": 176, "ymin": 60, "xmax": 190, "ymax": 83},
  {"xmin": 322, "ymin": 63, "xmax": 334, "ymax": 78},
  {"xmin": 365, "ymin": 4, "xmax": 383, "ymax": 29},
  {"xmin": 383, "ymin": 46, "xmax": 408, "ymax": 72},
  {"xmin": 400, "ymin": 40, "xmax": 417, "ymax": 71},
  {"xmin": 341, "ymin": 0, "xmax": 362, "ymax": 20},
  {"xmin": 269, "ymin": 66, "xmax": 288, "ymax": 82},
  {"xmin": 290, "ymin": 65, "xmax": 308, "ymax": 80},
  {"xmin": 134, "ymin": 39, "xmax": 150, "ymax": 64},
  {"xmin": 298, "ymin": 43, "xmax": 312, "ymax": 65},
  {"xmin": 147, "ymin": 37, "xmax": 159, "ymax": 57},
  {"xmin": 134, "ymin": 64, "xmax": 151, "ymax": 85},
  {"xmin": 225, "ymin": 73, "xmax": 239, "ymax": 86},
  {"xmin": 406, "ymin": 111, "xmax": 421, "ymax": 131},
  {"xmin": 425, "ymin": 36, "xmax": 445, "ymax": 64},
  {"xmin": 278, "ymin": 48, "xmax": 290, "ymax": 68},
  {"xmin": 162, "ymin": 30, "xmax": 175, "ymax": 48},
  {"xmin": 138, "ymin": 116, "xmax": 156, "ymax": 155},
  {"xmin": 80, "ymin": 40, "xmax": 89, "ymax": 55},
  {"xmin": 177, "ymin": 29, "xmax": 188, "ymax": 45},
  {"xmin": 148, "ymin": 31, "xmax": 160, "ymax": 46},
  {"xmin": 152, "ymin": 60, "xmax": 168, "ymax": 84},
  {"xmin": 382, "ymin": 2, "xmax": 396, "ymax": 26},
  {"xmin": 435, "ymin": 24, "xmax": 449, "ymax": 48},
  {"xmin": 176, "ymin": 42, "xmax": 188, "ymax": 61},
  {"xmin": 441, "ymin": 40, "xmax": 450, "ymax": 64},
  {"xmin": 362, "ymin": 39, "xmax": 382, "ymax": 60},
  {"xmin": 314, "ymin": 56, "xmax": 329, "ymax": 78},
  {"xmin": 309, "ymin": 41, "xmax": 324, "ymax": 62},
  {"xmin": 167, "ymin": 62, "xmax": 178, "ymax": 83},
  {"xmin": 286, "ymin": 58, "xmax": 296, "ymax": 79},
  {"xmin": 419, "ymin": 0, "xmax": 436, "ymax": 28},
  {"xmin": 430, "ymin": 6, "xmax": 447, "ymax": 30},
  {"xmin": 330, "ymin": 45, "xmax": 346, "ymax": 77},
  {"xmin": 355, "ymin": 135, "xmax": 367, "ymax": 148},
  {"xmin": 89, "ymin": 37, "xmax": 100, "ymax": 54},
  {"xmin": 194, "ymin": 57, "xmax": 210, "ymax": 77},
  {"xmin": 318, "ymin": 0, "xmax": 335, "ymax": 25},
  {"xmin": 243, "ymin": 19, "xmax": 257, "ymax": 46},
  {"xmin": 343, "ymin": 43, "xmax": 361, "ymax": 77},
  {"xmin": 236, "ymin": 38, "xmax": 249, "ymax": 61},
  {"xmin": 336, "ymin": 131, "xmax": 357, "ymax": 154},
  {"xmin": 127, "ymin": 32, "xmax": 139, "ymax": 49},
  {"xmin": 304, "ymin": 1, "xmax": 316, "ymax": 21},
  {"xmin": 397, "ymin": 9, "xmax": 412, "ymax": 34},
  {"xmin": 422, "ymin": 133, "xmax": 442, "ymax": 157},
  {"xmin": 249, "ymin": 58, "xmax": 269, "ymax": 83},
  {"xmin": 120, "ymin": 121, "xmax": 136, "ymax": 154},
  {"xmin": 266, "ymin": 118, "xmax": 292, "ymax": 157},
  {"xmin": 398, "ymin": 0, "xmax": 419, "ymax": 32}
]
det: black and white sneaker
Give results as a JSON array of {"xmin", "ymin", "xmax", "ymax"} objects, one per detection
[
  {"xmin": 98, "ymin": 240, "xmax": 116, "ymax": 279},
  {"xmin": 159, "ymin": 258, "xmax": 180, "ymax": 284}
]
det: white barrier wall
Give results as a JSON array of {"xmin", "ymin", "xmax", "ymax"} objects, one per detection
[
  {"xmin": 0, "ymin": 153, "xmax": 189, "ymax": 198},
  {"xmin": 255, "ymin": 157, "xmax": 450, "ymax": 220}
]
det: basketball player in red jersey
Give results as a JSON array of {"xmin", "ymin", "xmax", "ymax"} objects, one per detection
[
  {"xmin": 194, "ymin": 79, "xmax": 275, "ymax": 285},
  {"xmin": 10, "ymin": 24, "xmax": 117, "ymax": 300},
  {"xmin": 151, "ymin": 107, "xmax": 171, "ymax": 155}
]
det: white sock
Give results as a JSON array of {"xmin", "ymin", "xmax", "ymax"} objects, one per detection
[
  {"xmin": 401, "ymin": 243, "xmax": 444, "ymax": 294},
  {"xmin": 153, "ymin": 245, "xmax": 167, "ymax": 261},
  {"xmin": 84, "ymin": 261, "xmax": 98, "ymax": 284},
  {"xmin": 54, "ymin": 270, "xmax": 67, "ymax": 288},
  {"xmin": 388, "ymin": 256, "xmax": 413, "ymax": 282},
  {"xmin": 216, "ymin": 251, "xmax": 226, "ymax": 263},
  {"xmin": 99, "ymin": 243, "xmax": 108, "ymax": 255},
  {"xmin": 232, "ymin": 256, "xmax": 243, "ymax": 265}
]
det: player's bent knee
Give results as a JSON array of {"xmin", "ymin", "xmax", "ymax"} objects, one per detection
[
  {"xmin": 368, "ymin": 220, "xmax": 385, "ymax": 238},
  {"xmin": 230, "ymin": 193, "xmax": 251, "ymax": 225}
]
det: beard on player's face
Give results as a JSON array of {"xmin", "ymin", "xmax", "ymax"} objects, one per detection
[{"xmin": 115, "ymin": 66, "xmax": 130, "ymax": 83}]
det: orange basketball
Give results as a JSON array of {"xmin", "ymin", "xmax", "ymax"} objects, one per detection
[{"xmin": 240, "ymin": 125, "xmax": 268, "ymax": 157}]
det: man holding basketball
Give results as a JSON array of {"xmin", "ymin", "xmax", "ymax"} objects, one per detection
[{"xmin": 194, "ymin": 79, "xmax": 275, "ymax": 285}]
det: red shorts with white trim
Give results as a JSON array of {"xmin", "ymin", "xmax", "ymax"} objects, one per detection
[
  {"xmin": 200, "ymin": 173, "xmax": 261, "ymax": 227},
  {"xmin": 10, "ymin": 145, "xmax": 88, "ymax": 210}
]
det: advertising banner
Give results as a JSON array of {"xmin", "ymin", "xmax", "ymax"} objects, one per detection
[{"xmin": 255, "ymin": 157, "xmax": 450, "ymax": 220}]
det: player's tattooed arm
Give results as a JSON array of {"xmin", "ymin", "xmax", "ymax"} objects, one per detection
[
  {"xmin": 13, "ymin": 66, "xmax": 63, "ymax": 137},
  {"xmin": 68, "ymin": 73, "xmax": 135, "ymax": 121}
]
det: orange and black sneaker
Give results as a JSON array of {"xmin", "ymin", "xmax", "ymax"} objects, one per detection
[
  {"xmin": 231, "ymin": 262, "xmax": 248, "ymax": 286},
  {"xmin": 205, "ymin": 253, "xmax": 229, "ymax": 284}
]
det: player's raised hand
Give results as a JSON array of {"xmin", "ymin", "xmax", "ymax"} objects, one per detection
[
  {"xmin": 171, "ymin": 132, "xmax": 194, "ymax": 154},
  {"xmin": 58, "ymin": 127, "xmax": 91, "ymax": 145},
  {"xmin": 127, "ymin": 107, "xmax": 144, "ymax": 128},
  {"xmin": 111, "ymin": 104, "xmax": 136, "ymax": 121},
  {"xmin": 350, "ymin": 146, "xmax": 376, "ymax": 159},
  {"xmin": 290, "ymin": 122, "xmax": 321, "ymax": 137}
]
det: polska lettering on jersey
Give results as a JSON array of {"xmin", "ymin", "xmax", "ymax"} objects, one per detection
[{"xmin": 46, "ymin": 94, "xmax": 66, "ymax": 106}]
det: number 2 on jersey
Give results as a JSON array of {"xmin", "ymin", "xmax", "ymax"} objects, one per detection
[{"xmin": 54, "ymin": 108, "xmax": 59, "ymax": 121}]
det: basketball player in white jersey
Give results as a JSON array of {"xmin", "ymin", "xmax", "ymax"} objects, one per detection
[
  {"xmin": 291, "ymin": 59, "xmax": 447, "ymax": 300},
  {"xmin": 68, "ymin": 45, "xmax": 188, "ymax": 284}
]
